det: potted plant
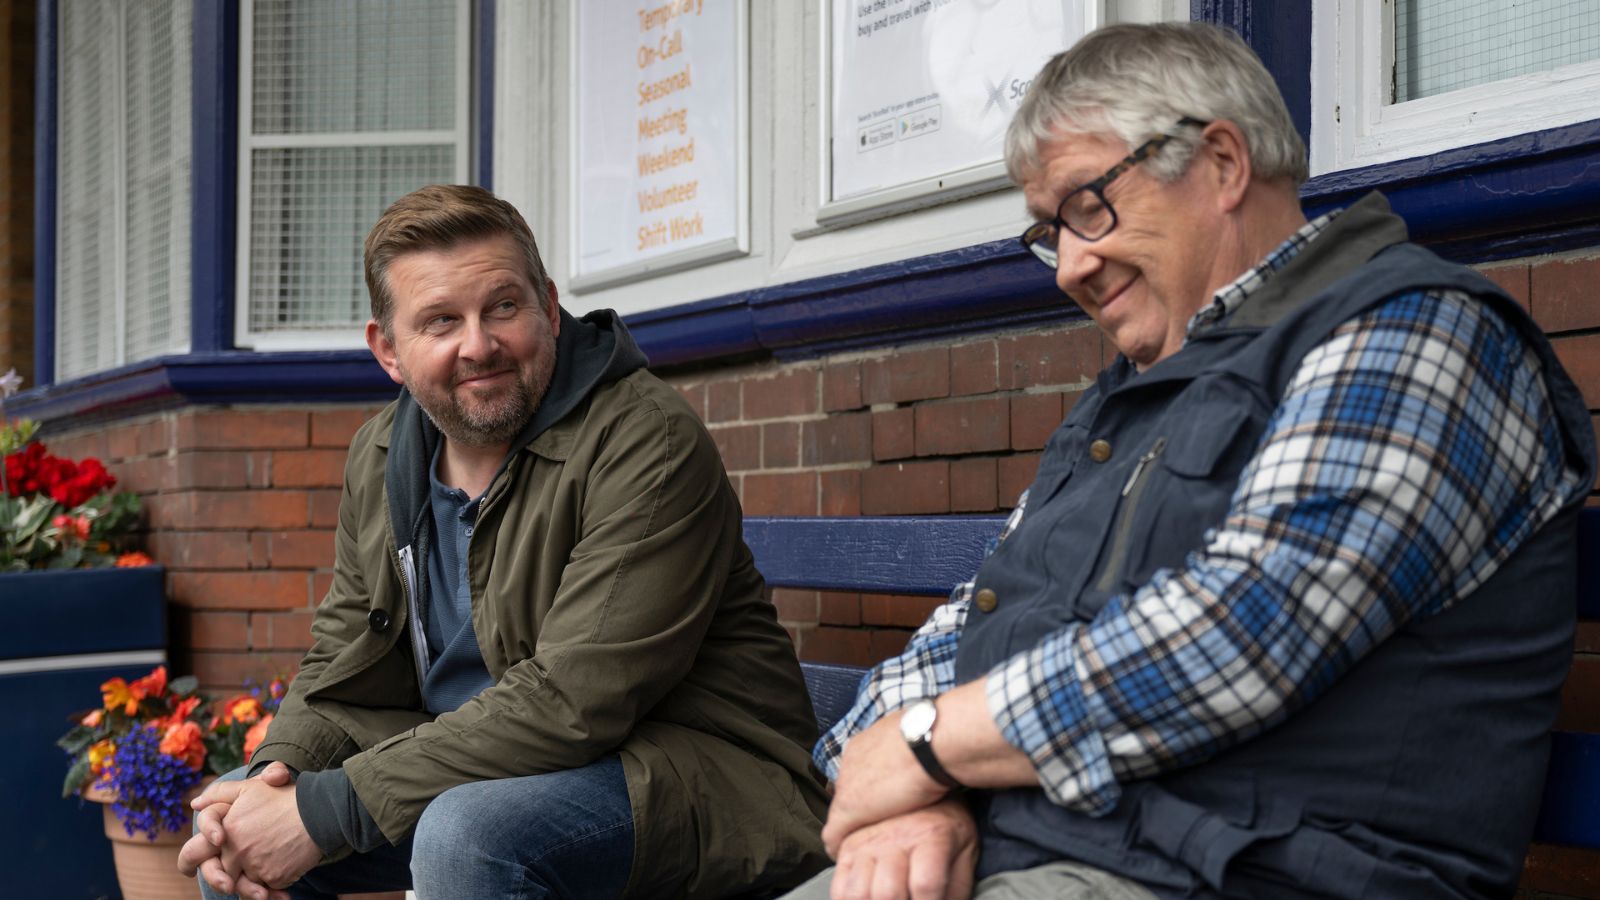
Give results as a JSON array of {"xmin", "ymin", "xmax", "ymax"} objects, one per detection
[{"xmin": 57, "ymin": 666, "xmax": 289, "ymax": 900}]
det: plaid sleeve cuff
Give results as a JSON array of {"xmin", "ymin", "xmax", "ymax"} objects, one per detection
[{"xmin": 985, "ymin": 624, "xmax": 1120, "ymax": 814}]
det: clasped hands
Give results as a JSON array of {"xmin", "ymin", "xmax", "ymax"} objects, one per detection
[
  {"xmin": 177, "ymin": 761, "xmax": 323, "ymax": 900},
  {"xmin": 820, "ymin": 679, "xmax": 1034, "ymax": 900}
]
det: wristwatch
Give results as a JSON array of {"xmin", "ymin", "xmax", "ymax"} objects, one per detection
[{"xmin": 899, "ymin": 698, "xmax": 964, "ymax": 790}]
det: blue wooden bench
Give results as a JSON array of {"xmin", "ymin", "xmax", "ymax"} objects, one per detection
[{"xmin": 749, "ymin": 511, "xmax": 1600, "ymax": 862}]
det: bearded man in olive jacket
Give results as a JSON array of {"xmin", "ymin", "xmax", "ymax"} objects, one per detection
[{"xmin": 179, "ymin": 185, "xmax": 829, "ymax": 900}]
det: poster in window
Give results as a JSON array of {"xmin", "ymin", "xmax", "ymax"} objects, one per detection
[
  {"xmin": 828, "ymin": 0, "xmax": 1091, "ymax": 213},
  {"xmin": 572, "ymin": 0, "xmax": 747, "ymax": 290}
]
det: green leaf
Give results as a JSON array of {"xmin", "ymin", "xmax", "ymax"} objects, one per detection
[
  {"xmin": 57, "ymin": 723, "xmax": 97, "ymax": 755},
  {"xmin": 169, "ymin": 675, "xmax": 199, "ymax": 696},
  {"xmin": 60, "ymin": 756, "xmax": 91, "ymax": 800}
]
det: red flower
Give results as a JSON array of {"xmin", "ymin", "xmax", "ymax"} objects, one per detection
[
  {"xmin": 115, "ymin": 551, "xmax": 155, "ymax": 568},
  {"xmin": 52, "ymin": 514, "xmax": 90, "ymax": 542},
  {"xmin": 47, "ymin": 456, "xmax": 115, "ymax": 508}
]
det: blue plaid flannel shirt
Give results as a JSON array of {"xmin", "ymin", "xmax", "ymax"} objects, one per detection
[{"xmin": 814, "ymin": 211, "xmax": 1583, "ymax": 815}]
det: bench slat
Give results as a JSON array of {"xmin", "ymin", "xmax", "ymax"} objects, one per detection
[
  {"xmin": 1535, "ymin": 731, "xmax": 1600, "ymax": 849},
  {"xmin": 1576, "ymin": 509, "xmax": 1600, "ymax": 621},
  {"xmin": 746, "ymin": 516, "xmax": 1005, "ymax": 595}
]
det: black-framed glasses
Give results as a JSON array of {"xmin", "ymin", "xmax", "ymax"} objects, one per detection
[{"xmin": 1020, "ymin": 117, "xmax": 1210, "ymax": 269}]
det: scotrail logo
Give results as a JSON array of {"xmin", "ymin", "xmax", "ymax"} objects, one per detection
[{"xmin": 982, "ymin": 71, "xmax": 1035, "ymax": 117}]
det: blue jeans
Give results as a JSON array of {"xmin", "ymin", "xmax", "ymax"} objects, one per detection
[{"xmin": 197, "ymin": 755, "xmax": 634, "ymax": 900}]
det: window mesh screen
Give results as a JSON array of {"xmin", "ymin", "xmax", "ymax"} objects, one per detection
[
  {"xmin": 251, "ymin": 0, "xmax": 457, "ymax": 134},
  {"xmin": 243, "ymin": 0, "xmax": 461, "ymax": 339},
  {"xmin": 1396, "ymin": 0, "xmax": 1600, "ymax": 101},
  {"xmin": 247, "ymin": 146, "xmax": 456, "ymax": 332},
  {"xmin": 124, "ymin": 1, "xmax": 193, "ymax": 364},
  {"xmin": 56, "ymin": 0, "xmax": 192, "ymax": 380}
]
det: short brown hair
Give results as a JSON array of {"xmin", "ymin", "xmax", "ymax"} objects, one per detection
[{"xmin": 364, "ymin": 184, "xmax": 551, "ymax": 335}]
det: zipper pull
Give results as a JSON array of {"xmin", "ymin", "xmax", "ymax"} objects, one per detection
[{"xmin": 1121, "ymin": 436, "xmax": 1168, "ymax": 497}]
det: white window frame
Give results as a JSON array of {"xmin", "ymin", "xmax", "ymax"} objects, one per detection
[
  {"xmin": 1310, "ymin": 0, "xmax": 1600, "ymax": 176},
  {"xmin": 55, "ymin": 0, "xmax": 193, "ymax": 380},
  {"xmin": 233, "ymin": 0, "xmax": 472, "ymax": 351}
]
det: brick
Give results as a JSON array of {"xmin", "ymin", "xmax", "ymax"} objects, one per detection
[
  {"xmin": 860, "ymin": 593, "xmax": 943, "ymax": 628},
  {"xmin": 107, "ymin": 425, "xmax": 140, "ymax": 461},
  {"xmin": 785, "ymin": 625, "xmax": 809, "ymax": 657},
  {"xmin": 249, "ymin": 534, "xmax": 271, "ymax": 569},
  {"xmin": 771, "ymin": 588, "xmax": 820, "ymax": 624},
  {"xmin": 1520, "ymin": 843, "xmax": 1600, "ymax": 898},
  {"xmin": 802, "ymin": 412, "xmax": 872, "ymax": 466},
  {"xmin": 310, "ymin": 490, "xmax": 343, "ymax": 528},
  {"xmin": 1577, "ymin": 621, "xmax": 1600, "ymax": 653},
  {"xmin": 744, "ymin": 369, "xmax": 819, "ymax": 419},
  {"xmin": 185, "ymin": 611, "xmax": 250, "ymax": 650},
  {"xmin": 819, "ymin": 469, "xmax": 862, "ymax": 516},
  {"xmin": 998, "ymin": 325, "xmax": 1101, "ymax": 390},
  {"xmin": 114, "ymin": 456, "xmax": 175, "ymax": 493},
  {"xmin": 190, "ymin": 651, "xmax": 305, "ymax": 692},
  {"xmin": 259, "ymin": 530, "xmax": 336, "ymax": 570},
  {"xmin": 168, "ymin": 571, "xmax": 311, "ymax": 610},
  {"xmin": 176, "ymin": 410, "xmax": 309, "ymax": 450},
  {"xmin": 823, "ymin": 362, "xmax": 863, "ymax": 412},
  {"xmin": 1532, "ymin": 256, "xmax": 1600, "ymax": 333},
  {"xmin": 706, "ymin": 380, "xmax": 741, "ymax": 423},
  {"xmin": 872, "ymin": 408, "xmax": 915, "ymax": 461},
  {"xmin": 310, "ymin": 408, "xmax": 380, "ymax": 448},
  {"xmin": 999, "ymin": 453, "xmax": 1043, "ymax": 507},
  {"xmin": 950, "ymin": 457, "xmax": 998, "ymax": 512},
  {"xmin": 950, "ymin": 340, "xmax": 998, "ymax": 397},
  {"xmin": 1477, "ymin": 262, "xmax": 1530, "ymax": 311},
  {"xmin": 1100, "ymin": 330, "xmax": 1119, "ymax": 369},
  {"xmin": 763, "ymin": 422, "xmax": 800, "ymax": 469},
  {"xmin": 914, "ymin": 397, "xmax": 1010, "ymax": 456},
  {"xmin": 311, "ymin": 572, "xmax": 335, "ymax": 602},
  {"xmin": 868, "ymin": 629, "xmax": 913, "ymax": 662},
  {"xmin": 134, "ymin": 418, "xmax": 176, "ymax": 457},
  {"xmin": 146, "ymin": 531, "xmax": 253, "ymax": 570},
  {"xmin": 711, "ymin": 423, "xmax": 762, "ymax": 472},
  {"xmin": 742, "ymin": 472, "xmax": 817, "ymax": 515},
  {"xmin": 1556, "ymin": 655, "xmax": 1600, "ymax": 732},
  {"xmin": 174, "ymin": 451, "xmax": 267, "ymax": 490},
  {"xmin": 819, "ymin": 591, "xmax": 861, "ymax": 626},
  {"xmin": 273, "ymin": 449, "xmax": 347, "ymax": 488},
  {"xmin": 862, "ymin": 461, "xmax": 949, "ymax": 515},
  {"xmin": 1011, "ymin": 392, "xmax": 1065, "ymax": 450},
  {"xmin": 801, "ymin": 626, "xmax": 872, "ymax": 666},
  {"xmin": 185, "ymin": 490, "xmax": 311, "ymax": 530},
  {"xmin": 863, "ymin": 347, "xmax": 950, "ymax": 404},
  {"xmin": 255, "ymin": 610, "xmax": 317, "ymax": 650},
  {"xmin": 1551, "ymin": 333, "xmax": 1600, "ymax": 409}
]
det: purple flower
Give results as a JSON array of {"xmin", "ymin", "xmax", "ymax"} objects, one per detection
[{"xmin": 105, "ymin": 724, "xmax": 202, "ymax": 840}]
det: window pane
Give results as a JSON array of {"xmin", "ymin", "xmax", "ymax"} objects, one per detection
[
  {"xmin": 56, "ymin": 0, "xmax": 119, "ymax": 380},
  {"xmin": 251, "ymin": 0, "xmax": 457, "ymax": 135},
  {"xmin": 246, "ymin": 145, "xmax": 456, "ymax": 334},
  {"xmin": 125, "ymin": 0, "xmax": 193, "ymax": 364},
  {"xmin": 1395, "ymin": 0, "xmax": 1600, "ymax": 102}
]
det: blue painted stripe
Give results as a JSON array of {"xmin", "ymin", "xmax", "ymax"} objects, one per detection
[
  {"xmin": 33, "ymin": 0, "xmax": 57, "ymax": 386},
  {"xmin": 475, "ymin": 0, "xmax": 495, "ymax": 189},
  {"xmin": 190, "ymin": 0, "xmax": 240, "ymax": 353}
]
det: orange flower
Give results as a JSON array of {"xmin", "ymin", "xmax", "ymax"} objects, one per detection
[
  {"xmin": 165, "ymin": 695, "xmax": 201, "ymax": 727},
  {"xmin": 129, "ymin": 666, "xmax": 167, "ymax": 702},
  {"xmin": 224, "ymin": 695, "xmax": 263, "ymax": 725},
  {"xmin": 100, "ymin": 677, "xmax": 136, "ymax": 715},
  {"xmin": 159, "ymin": 720, "xmax": 206, "ymax": 771},
  {"xmin": 80, "ymin": 709, "xmax": 103, "ymax": 728},
  {"xmin": 115, "ymin": 551, "xmax": 154, "ymax": 567},
  {"xmin": 86, "ymin": 739, "xmax": 117, "ymax": 777},
  {"xmin": 267, "ymin": 679, "xmax": 287, "ymax": 702},
  {"xmin": 51, "ymin": 513, "xmax": 90, "ymax": 542},
  {"xmin": 242, "ymin": 714, "xmax": 273, "ymax": 763}
]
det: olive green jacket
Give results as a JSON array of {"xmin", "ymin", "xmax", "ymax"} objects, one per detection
[{"xmin": 252, "ymin": 336, "xmax": 828, "ymax": 896}]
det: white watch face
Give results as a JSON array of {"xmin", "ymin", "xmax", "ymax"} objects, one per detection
[{"xmin": 901, "ymin": 700, "xmax": 937, "ymax": 741}]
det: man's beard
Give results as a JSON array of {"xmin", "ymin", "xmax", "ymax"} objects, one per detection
[{"xmin": 406, "ymin": 343, "xmax": 556, "ymax": 448}]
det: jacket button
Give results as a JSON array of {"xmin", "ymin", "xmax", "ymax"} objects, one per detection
[
  {"xmin": 975, "ymin": 588, "xmax": 998, "ymax": 613},
  {"xmin": 1089, "ymin": 439, "xmax": 1112, "ymax": 462},
  {"xmin": 368, "ymin": 609, "xmax": 391, "ymax": 632}
]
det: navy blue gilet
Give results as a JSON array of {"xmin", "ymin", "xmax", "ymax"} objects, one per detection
[{"xmin": 953, "ymin": 193, "xmax": 1596, "ymax": 899}]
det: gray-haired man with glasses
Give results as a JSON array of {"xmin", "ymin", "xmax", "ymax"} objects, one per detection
[{"xmin": 789, "ymin": 20, "xmax": 1593, "ymax": 900}]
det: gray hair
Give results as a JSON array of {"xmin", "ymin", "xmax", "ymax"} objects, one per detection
[{"xmin": 1004, "ymin": 22, "xmax": 1307, "ymax": 187}]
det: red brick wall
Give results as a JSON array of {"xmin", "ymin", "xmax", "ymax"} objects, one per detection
[
  {"xmin": 0, "ymin": 0, "xmax": 35, "ymax": 385},
  {"xmin": 35, "ymin": 249, "xmax": 1600, "ymax": 896}
]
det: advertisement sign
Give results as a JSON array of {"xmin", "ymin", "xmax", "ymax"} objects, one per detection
[
  {"xmin": 573, "ymin": 0, "xmax": 747, "ymax": 289},
  {"xmin": 827, "ymin": 0, "xmax": 1092, "ymax": 215}
]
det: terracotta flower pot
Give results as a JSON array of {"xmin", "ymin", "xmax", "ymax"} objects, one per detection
[{"xmin": 84, "ymin": 781, "xmax": 204, "ymax": 900}]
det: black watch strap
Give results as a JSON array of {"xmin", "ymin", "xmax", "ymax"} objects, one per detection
[{"xmin": 909, "ymin": 737, "xmax": 964, "ymax": 791}]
